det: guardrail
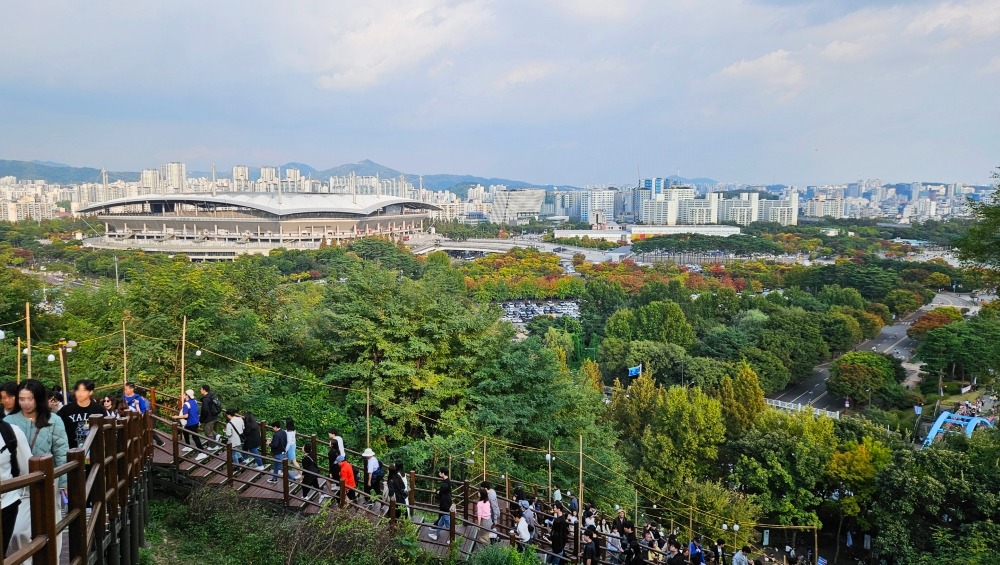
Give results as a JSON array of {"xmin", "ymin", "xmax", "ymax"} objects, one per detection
[{"xmin": 766, "ymin": 398, "xmax": 840, "ymax": 419}]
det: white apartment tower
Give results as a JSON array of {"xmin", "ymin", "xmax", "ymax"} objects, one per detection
[
  {"xmin": 579, "ymin": 188, "xmax": 616, "ymax": 224},
  {"xmin": 164, "ymin": 162, "xmax": 187, "ymax": 192},
  {"xmin": 139, "ymin": 169, "xmax": 161, "ymax": 191},
  {"xmin": 232, "ymin": 165, "xmax": 250, "ymax": 190}
]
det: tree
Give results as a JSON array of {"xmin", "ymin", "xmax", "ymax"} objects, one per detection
[
  {"xmin": 907, "ymin": 307, "xmax": 963, "ymax": 340},
  {"xmin": 604, "ymin": 308, "xmax": 637, "ymax": 341},
  {"xmin": 716, "ymin": 361, "xmax": 766, "ymax": 440},
  {"xmin": 727, "ymin": 410, "xmax": 838, "ymax": 527},
  {"xmin": 817, "ymin": 284, "xmax": 866, "ymax": 310},
  {"xmin": 580, "ymin": 279, "xmax": 629, "ymax": 339},
  {"xmin": 884, "ymin": 289, "xmax": 922, "ymax": 316},
  {"xmin": 955, "ymin": 169, "xmax": 1000, "ymax": 273},
  {"xmin": 635, "ymin": 300, "xmax": 695, "ymax": 349},
  {"xmin": 923, "ymin": 271, "xmax": 951, "ymax": 289},
  {"xmin": 822, "ymin": 437, "xmax": 892, "ymax": 565}
]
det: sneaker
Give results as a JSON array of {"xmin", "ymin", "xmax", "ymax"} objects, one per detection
[
  {"xmin": 428, "ymin": 533, "xmax": 438, "ymax": 541},
  {"xmin": 255, "ymin": 465, "xmax": 267, "ymax": 471},
  {"xmin": 195, "ymin": 453, "xmax": 208, "ymax": 461},
  {"xmin": 207, "ymin": 445, "xmax": 221, "ymax": 452},
  {"xmin": 267, "ymin": 478, "xmax": 279, "ymax": 483},
  {"xmin": 181, "ymin": 447, "xmax": 192, "ymax": 453}
]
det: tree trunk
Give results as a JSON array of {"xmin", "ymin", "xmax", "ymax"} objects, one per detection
[{"xmin": 833, "ymin": 509, "xmax": 844, "ymax": 565}]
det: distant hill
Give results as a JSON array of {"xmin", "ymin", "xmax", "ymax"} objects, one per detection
[
  {"xmin": 1, "ymin": 157, "xmax": 564, "ymax": 191},
  {"xmin": 0, "ymin": 160, "xmax": 138, "ymax": 183},
  {"xmin": 668, "ymin": 174, "xmax": 717, "ymax": 185}
]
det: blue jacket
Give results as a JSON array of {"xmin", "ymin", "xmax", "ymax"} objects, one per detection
[
  {"xmin": 182, "ymin": 399, "xmax": 200, "ymax": 426},
  {"xmin": 123, "ymin": 393, "xmax": 148, "ymax": 413}
]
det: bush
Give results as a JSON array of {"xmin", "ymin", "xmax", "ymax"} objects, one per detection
[{"xmin": 468, "ymin": 544, "xmax": 540, "ymax": 565}]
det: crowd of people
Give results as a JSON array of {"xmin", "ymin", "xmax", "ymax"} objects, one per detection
[{"xmin": 2, "ymin": 378, "xmax": 767, "ymax": 565}]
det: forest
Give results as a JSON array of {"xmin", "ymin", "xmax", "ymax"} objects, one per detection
[{"xmin": 1, "ymin": 215, "xmax": 998, "ymax": 562}]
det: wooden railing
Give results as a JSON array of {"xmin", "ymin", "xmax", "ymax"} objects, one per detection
[{"xmin": 0, "ymin": 412, "xmax": 152, "ymax": 565}]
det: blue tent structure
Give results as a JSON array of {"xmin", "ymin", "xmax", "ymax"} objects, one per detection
[{"xmin": 922, "ymin": 411, "xmax": 994, "ymax": 449}]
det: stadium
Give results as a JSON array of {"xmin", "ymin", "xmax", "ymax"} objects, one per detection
[{"xmin": 78, "ymin": 192, "xmax": 440, "ymax": 260}]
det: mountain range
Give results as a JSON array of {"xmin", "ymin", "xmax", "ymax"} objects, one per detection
[{"xmin": 1, "ymin": 158, "xmax": 724, "ymax": 191}]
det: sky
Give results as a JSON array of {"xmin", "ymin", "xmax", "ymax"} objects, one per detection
[{"xmin": 1, "ymin": 0, "xmax": 999, "ymax": 187}]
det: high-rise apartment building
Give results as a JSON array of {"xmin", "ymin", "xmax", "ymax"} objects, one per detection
[
  {"xmin": 232, "ymin": 165, "xmax": 250, "ymax": 191},
  {"xmin": 579, "ymin": 188, "xmax": 616, "ymax": 224},
  {"xmin": 718, "ymin": 192, "xmax": 759, "ymax": 225},
  {"xmin": 164, "ymin": 162, "xmax": 186, "ymax": 191},
  {"xmin": 140, "ymin": 169, "xmax": 161, "ymax": 191},
  {"xmin": 488, "ymin": 189, "xmax": 544, "ymax": 225},
  {"xmin": 802, "ymin": 197, "xmax": 845, "ymax": 219},
  {"xmin": 759, "ymin": 193, "xmax": 798, "ymax": 225},
  {"xmin": 677, "ymin": 193, "xmax": 720, "ymax": 225}
]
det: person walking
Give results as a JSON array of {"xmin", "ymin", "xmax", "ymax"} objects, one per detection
[
  {"xmin": 475, "ymin": 488, "xmax": 495, "ymax": 544},
  {"xmin": 172, "ymin": 390, "xmax": 207, "ymax": 460},
  {"xmin": 267, "ymin": 419, "xmax": 287, "ymax": 483},
  {"xmin": 327, "ymin": 429, "xmax": 345, "ymax": 465},
  {"xmin": 1, "ymin": 416, "xmax": 30, "ymax": 554},
  {"xmin": 510, "ymin": 509, "xmax": 531, "ymax": 552},
  {"xmin": 301, "ymin": 444, "xmax": 322, "ymax": 495},
  {"xmin": 199, "ymin": 385, "xmax": 222, "ymax": 443},
  {"xmin": 6, "ymin": 379, "xmax": 70, "ymax": 561},
  {"xmin": 547, "ymin": 503, "xmax": 569, "ymax": 564},
  {"xmin": 361, "ymin": 448, "xmax": 382, "ymax": 497},
  {"xmin": 482, "ymin": 481, "xmax": 500, "ymax": 525},
  {"xmin": 337, "ymin": 456, "xmax": 357, "ymax": 500},
  {"xmin": 427, "ymin": 467, "xmax": 453, "ymax": 542},
  {"xmin": 223, "ymin": 409, "xmax": 245, "ymax": 466},
  {"xmin": 731, "ymin": 546, "xmax": 750, "ymax": 565},
  {"xmin": 387, "ymin": 463, "xmax": 407, "ymax": 514},
  {"xmin": 241, "ymin": 411, "xmax": 265, "ymax": 470},
  {"xmin": 689, "ymin": 536, "xmax": 706, "ymax": 565},
  {"xmin": 284, "ymin": 418, "xmax": 302, "ymax": 480},
  {"xmin": 57, "ymin": 379, "xmax": 106, "ymax": 449},
  {"xmin": 1, "ymin": 381, "xmax": 16, "ymax": 417}
]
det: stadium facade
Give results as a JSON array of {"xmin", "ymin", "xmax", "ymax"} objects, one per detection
[{"xmin": 78, "ymin": 192, "xmax": 439, "ymax": 260}]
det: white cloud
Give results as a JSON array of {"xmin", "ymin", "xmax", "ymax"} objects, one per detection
[
  {"xmin": 312, "ymin": 0, "xmax": 493, "ymax": 90},
  {"xmin": 906, "ymin": 0, "xmax": 1000, "ymax": 39},
  {"xmin": 720, "ymin": 49, "xmax": 804, "ymax": 100},
  {"xmin": 820, "ymin": 40, "xmax": 867, "ymax": 62},
  {"xmin": 497, "ymin": 62, "xmax": 556, "ymax": 89}
]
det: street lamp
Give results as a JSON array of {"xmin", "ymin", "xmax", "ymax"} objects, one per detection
[
  {"xmin": 55, "ymin": 339, "xmax": 77, "ymax": 400},
  {"xmin": 545, "ymin": 451, "xmax": 553, "ymax": 501},
  {"xmin": 721, "ymin": 523, "xmax": 739, "ymax": 554}
]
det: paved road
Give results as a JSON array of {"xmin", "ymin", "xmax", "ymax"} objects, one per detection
[{"xmin": 767, "ymin": 292, "xmax": 977, "ymax": 411}]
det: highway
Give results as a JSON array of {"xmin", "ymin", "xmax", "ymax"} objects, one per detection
[{"xmin": 767, "ymin": 292, "xmax": 977, "ymax": 412}]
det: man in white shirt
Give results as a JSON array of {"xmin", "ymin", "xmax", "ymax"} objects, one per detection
[{"xmin": 1, "ymin": 420, "xmax": 32, "ymax": 554}]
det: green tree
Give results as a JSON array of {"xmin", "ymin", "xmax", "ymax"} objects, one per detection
[
  {"xmin": 884, "ymin": 289, "xmax": 922, "ymax": 316},
  {"xmin": 716, "ymin": 361, "xmax": 765, "ymax": 440},
  {"xmin": 580, "ymin": 280, "xmax": 629, "ymax": 339},
  {"xmin": 635, "ymin": 301, "xmax": 696, "ymax": 349}
]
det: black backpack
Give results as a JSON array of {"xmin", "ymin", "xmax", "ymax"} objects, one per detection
[{"xmin": 0, "ymin": 420, "xmax": 20, "ymax": 478}]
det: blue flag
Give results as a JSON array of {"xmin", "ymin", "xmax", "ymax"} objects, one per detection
[
  {"xmin": 818, "ymin": 557, "xmax": 828, "ymax": 565},
  {"xmin": 627, "ymin": 365, "xmax": 641, "ymax": 377}
]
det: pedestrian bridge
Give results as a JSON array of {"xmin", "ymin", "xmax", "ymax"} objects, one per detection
[
  {"xmin": 408, "ymin": 238, "xmax": 615, "ymax": 263},
  {"xmin": 765, "ymin": 398, "xmax": 841, "ymax": 420}
]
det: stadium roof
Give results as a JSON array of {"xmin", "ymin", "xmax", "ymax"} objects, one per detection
[{"xmin": 78, "ymin": 192, "xmax": 440, "ymax": 217}]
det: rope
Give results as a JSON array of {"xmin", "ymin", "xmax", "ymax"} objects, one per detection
[{"xmin": 0, "ymin": 316, "xmax": 27, "ymax": 328}]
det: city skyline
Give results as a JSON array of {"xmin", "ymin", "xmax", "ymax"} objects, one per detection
[{"xmin": 2, "ymin": 1, "xmax": 999, "ymax": 186}]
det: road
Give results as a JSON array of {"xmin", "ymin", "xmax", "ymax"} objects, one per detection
[{"xmin": 767, "ymin": 292, "xmax": 977, "ymax": 412}]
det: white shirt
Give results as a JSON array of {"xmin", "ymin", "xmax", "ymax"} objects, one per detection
[
  {"xmin": 366, "ymin": 456, "xmax": 380, "ymax": 474},
  {"xmin": 333, "ymin": 435, "xmax": 345, "ymax": 457},
  {"xmin": 226, "ymin": 417, "xmax": 245, "ymax": 446},
  {"xmin": 1, "ymin": 424, "xmax": 32, "ymax": 509},
  {"xmin": 286, "ymin": 430, "xmax": 296, "ymax": 447},
  {"xmin": 515, "ymin": 518, "xmax": 531, "ymax": 543}
]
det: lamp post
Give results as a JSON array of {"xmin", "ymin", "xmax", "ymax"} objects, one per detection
[
  {"xmin": 54, "ymin": 338, "xmax": 77, "ymax": 398},
  {"xmin": 546, "ymin": 440, "xmax": 553, "ymax": 501},
  {"xmin": 722, "ymin": 523, "xmax": 739, "ymax": 556}
]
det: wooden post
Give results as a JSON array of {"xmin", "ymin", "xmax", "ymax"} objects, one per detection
[
  {"xmin": 283, "ymin": 462, "xmax": 291, "ymax": 507},
  {"xmin": 505, "ymin": 474, "xmax": 510, "ymax": 501},
  {"xmin": 449, "ymin": 509, "xmax": 457, "ymax": 544},
  {"xmin": 25, "ymin": 302, "xmax": 31, "ymax": 380},
  {"xmin": 226, "ymin": 444, "xmax": 234, "ymax": 485},
  {"xmin": 339, "ymin": 476, "xmax": 347, "ymax": 508},
  {"xmin": 171, "ymin": 422, "xmax": 180, "ymax": 466},
  {"xmin": 67, "ymin": 449, "xmax": 89, "ymax": 561},
  {"xmin": 389, "ymin": 497, "xmax": 397, "ymax": 525},
  {"xmin": 548, "ymin": 439, "xmax": 552, "ymax": 502},
  {"xmin": 482, "ymin": 438, "xmax": 487, "ymax": 482},
  {"xmin": 29, "ymin": 455, "xmax": 58, "ymax": 565},
  {"xmin": 16, "ymin": 336, "xmax": 21, "ymax": 383},
  {"xmin": 150, "ymin": 387, "xmax": 157, "ymax": 413},
  {"xmin": 635, "ymin": 489, "xmax": 639, "ymax": 524},
  {"xmin": 179, "ymin": 316, "xmax": 187, "ymax": 410},
  {"xmin": 366, "ymin": 387, "xmax": 371, "ymax": 448},
  {"xmin": 122, "ymin": 318, "xmax": 128, "ymax": 385},
  {"xmin": 689, "ymin": 507, "xmax": 693, "ymax": 542},
  {"xmin": 463, "ymin": 480, "xmax": 470, "ymax": 521},
  {"xmin": 57, "ymin": 344, "xmax": 69, "ymax": 405},
  {"xmin": 814, "ymin": 526, "xmax": 819, "ymax": 565},
  {"xmin": 408, "ymin": 470, "xmax": 416, "ymax": 507}
]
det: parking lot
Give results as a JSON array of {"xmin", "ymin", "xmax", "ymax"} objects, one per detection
[{"xmin": 499, "ymin": 300, "xmax": 580, "ymax": 325}]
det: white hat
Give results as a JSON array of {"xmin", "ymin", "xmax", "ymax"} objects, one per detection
[
  {"xmin": 362, "ymin": 448, "xmax": 375, "ymax": 457},
  {"xmin": 186, "ymin": 389, "xmax": 195, "ymax": 400}
]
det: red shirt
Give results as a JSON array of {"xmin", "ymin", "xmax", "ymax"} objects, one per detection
[{"xmin": 339, "ymin": 460, "xmax": 357, "ymax": 489}]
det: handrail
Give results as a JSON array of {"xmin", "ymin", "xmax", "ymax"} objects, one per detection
[{"xmin": 0, "ymin": 412, "xmax": 152, "ymax": 565}]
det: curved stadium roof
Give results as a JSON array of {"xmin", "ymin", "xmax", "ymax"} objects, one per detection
[{"xmin": 78, "ymin": 192, "xmax": 440, "ymax": 217}]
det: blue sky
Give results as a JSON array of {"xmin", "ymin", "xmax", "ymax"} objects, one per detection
[{"xmin": 1, "ymin": 0, "xmax": 998, "ymax": 186}]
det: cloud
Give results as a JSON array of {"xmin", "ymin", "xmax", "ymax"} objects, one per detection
[
  {"xmin": 820, "ymin": 40, "xmax": 867, "ymax": 62},
  {"xmin": 906, "ymin": 0, "xmax": 1000, "ymax": 39},
  {"xmin": 719, "ymin": 49, "xmax": 804, "ymax": 100},
  {"xmin": 312, "ymin": 0, "xmax": 493, "ymax": 90},
  {"xmin": 497, "ymin": 62, "xmax": 556, "ymax": 89}
]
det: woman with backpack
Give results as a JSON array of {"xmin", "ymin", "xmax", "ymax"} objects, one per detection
[{"xmin": 284, "ymin": 418, "xmax": 302, "ymax": 480}]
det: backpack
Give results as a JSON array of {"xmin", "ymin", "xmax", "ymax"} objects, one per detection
[
  {"xmin": 372, "ymin": 461, "xmax": 385, "ymax": 481},
  {"xmin": 0, "ymin": 420, "xmax": 20, "ymax": 478},
  {"xmin": 209, "ymin": 395, "xmax": 222, "ymax": 417}
]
